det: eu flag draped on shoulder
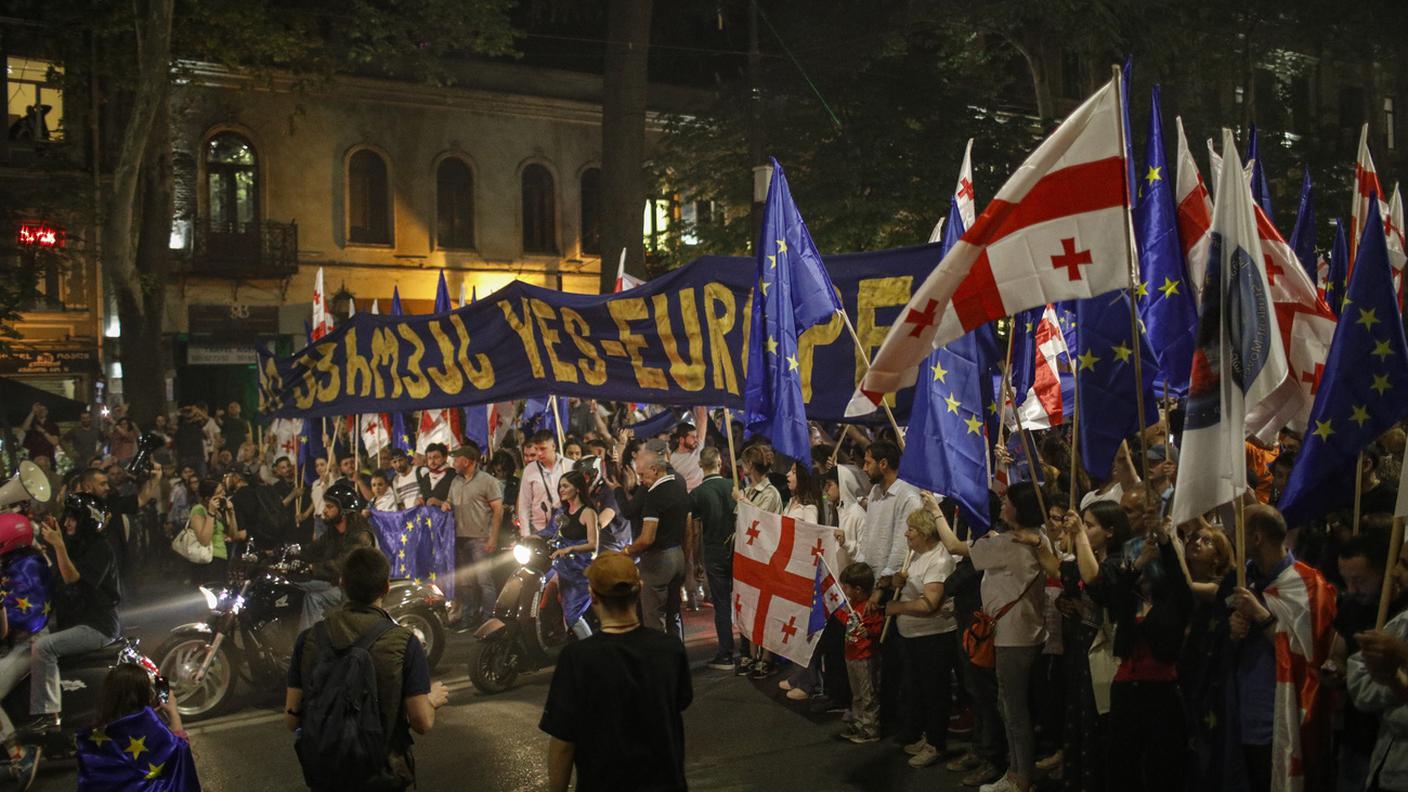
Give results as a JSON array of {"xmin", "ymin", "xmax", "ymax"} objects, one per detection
[
  {"xmin": 849, "ymin": 77, "xmax": 1130, "ymax": 414},
  {"xmin": 898, "ymin": 165, "xmax": 993, "ymax": 535},
  {"xmin": 1134, "ymin": 86, "xmax": 1199, "ymax": 397},
  {"xmin": 743, "ymin": 158, "xmax": 843, "ymax": 462},
  {"xmin": 1171, "ymin": 130, "xmax": 1298, "ymax": 525},
  {"xmin": 1279, "ymin": 196, "xmax": 1408, "ymax": 525},
  {"xmin": 77, "ymin": 707, "xmax": 201, "ymax": 791},
  {"xmin": 368, "ymin": 505, "xmax": 457, "ymax": 600}
]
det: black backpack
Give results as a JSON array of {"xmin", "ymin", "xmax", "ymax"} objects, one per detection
[{"xmin": 295, "ymin": 618, "xmax": 405, "ymax": 791}]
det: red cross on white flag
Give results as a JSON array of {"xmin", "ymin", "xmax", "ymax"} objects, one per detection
[
  {"xmin": 1174, "ymin": 117, "xmax": 1213, "ymax": 303},
  {"xmin": 732, "ymin": 501, "xmax": 842, "ymax": 667},
  {"xmin": 1016, "ymin": 304, "xmax": 1069, "ymax": 430},
  {"xmin": 1349, "ymin": 124, "xmax": 1391, "ymax": 272},
  {"xmin": 849, "ymin": 77, "xmax": 1130, "ymax": 415},
  {"xmin": 311, "ymin": 267, "xmax": 331, "ymax": 341}
]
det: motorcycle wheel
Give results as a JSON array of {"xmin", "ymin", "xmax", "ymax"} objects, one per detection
[
  {"xmin": 467, "ymin": 637, "xmax": 519, "ymax": 694},
  {"xmin": 397, "ymin": 609, "xmax": 445, "ymax": 671},
  {"xmin": 156, "ymin": 636, "xmax": 237, "ymax": 721}
]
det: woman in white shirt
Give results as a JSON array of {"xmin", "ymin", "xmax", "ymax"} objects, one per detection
[
  {"xmin": 884, "ymin": 508, "xmax": 960, "ymax": 768},
  {"xmin": 776, "ymin": 460, "xmax": 822, "ymax": 697},
  {"xmin": 826, "ymin": 464, "xmax": 868, "ymax": 569}
]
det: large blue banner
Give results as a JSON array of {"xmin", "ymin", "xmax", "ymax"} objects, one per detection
[{"xmin": 259, "ymin": 244, "xmax": 945, "ymax": 423}]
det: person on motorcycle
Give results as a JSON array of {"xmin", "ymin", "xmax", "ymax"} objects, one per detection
[
  {"xmin": 24, "ymin": 493, "xmax": 121, "ymax": 737},
  {"xmin": 574, "ymin": 456, "xmax": 629, "ymax": 553},
  {"xmin": 549, "ymin": 471, "xmax": 599, "ymax": 641},
  {"xmin": 0, "ymin": 513, "xmax": 52, "ymax": 788},
  {"xmin": 297, "ymin": 480, "xmax": 376, "ymax": 630}
]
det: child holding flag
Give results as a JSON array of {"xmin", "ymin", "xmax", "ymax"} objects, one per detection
[{"xmin": 836, "ymin": 562, "xmax": 883, "ymax": 745}]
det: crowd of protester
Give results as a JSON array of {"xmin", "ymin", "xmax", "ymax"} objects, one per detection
[{"xmin": 8, "ymin": 394, "xmax": 1408, "ymax": 792}]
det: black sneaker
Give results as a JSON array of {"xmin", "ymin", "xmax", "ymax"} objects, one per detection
[
  {"xmin": 705, "ymin": 654, "xmax": 734, "ymax": 671},
  {"xmin": 750, "ymin": 661, "xmax": 775, "ymax": 679},
  {"xmin": 16, "ymin": 715, "xmax": 58, "ymax": 738},
  {"xmin": 808, "ymin": 696, "xmax": 847, "ymax": 715},
  {"xmin": 734, "ymin": 657, "xmax": 755, "ymax": 677}
]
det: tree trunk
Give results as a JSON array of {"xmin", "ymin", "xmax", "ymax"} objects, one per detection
[
  {"xmin": 598, "ymin": 0, "xmax": 653, "ymax": 292},
  {"xmin": 100, "ymin": 0, "xmax": 173, "ymax": 424},
  {"xmin": 122, "ymin": 89, "xmax": 173, "ymax": 428},
  {"xmin": 1007, "ymin": 33, "xmax": 1054, "ymax": 123}
]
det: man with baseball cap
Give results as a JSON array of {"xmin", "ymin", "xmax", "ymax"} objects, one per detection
[{"xmin": 540, "ymin": 552, "xmax": 692, "ymax": 792}]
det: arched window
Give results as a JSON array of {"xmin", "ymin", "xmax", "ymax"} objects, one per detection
[
  {"xmin": 436, "ymin": 157, "xmax": 475, "ymax": 250},
  {"xmin": 580, "ymin": 167, "xmax": 601, "ymax": 256},
  {"xmin": 521, "ymin": 164, "xmax": 557, "ymax": 254},
  {"xmin": 348, "ymin": 149, "xmax": 391, "ymax": 245},
  {"xmin": 206, "ymin": 132, "xmax": 257, "ymax": 231}
]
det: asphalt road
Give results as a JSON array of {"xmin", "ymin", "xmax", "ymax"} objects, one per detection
[{"xmin": 27, "ymin": 595, "xmax": 982, "ymax": 791}]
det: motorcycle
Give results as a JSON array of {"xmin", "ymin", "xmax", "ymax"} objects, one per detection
[
  {"xmin": 2, "ymin": 638, "xmax": 162, "ymax": 767},
  {"xmin": 468, "ymin": 535, "xmax": 586, "ymax": 693},
  {"xmin": 156, "ymin": 543, "xmax": 448, "ymax": 720}
]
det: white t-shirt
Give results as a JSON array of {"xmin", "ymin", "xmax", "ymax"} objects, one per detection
[
  {"xmin": 970, "ymin": 530, "xmax": 1050, "ymax": 648},
  {"xmin": 783, "ymin": 501, "xmax": 818, "ymax": 523},
  {"xmin": 371, "ymin": 492, "xmax": 398, "ymax": 512},
  {"xmin": 669, "ymin": 445, "xmax": 703, "ymax": 492},
  {"xmin": 896, "ymin": 544, "xmax": 958, "ymax": 637},
  {"xmin": 391, "ymin": 469, "xmax": 421, "ymax": 508}
]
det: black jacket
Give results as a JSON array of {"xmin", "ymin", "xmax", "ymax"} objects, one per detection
[{"xmin": 304, "ymin": 513, "xmax": 376, "ymax": 583}]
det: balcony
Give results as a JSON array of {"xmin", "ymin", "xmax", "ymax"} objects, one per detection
[{"xmin": 189, "ymin": 219, "xmax": 298, "ymax": 278}]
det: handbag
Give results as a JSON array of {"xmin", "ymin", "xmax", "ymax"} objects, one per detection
[
  {"xmin": 962, "ymin": 572, "xmax": 1042, "ymax": 669},
  {"xmin": 171, "ymin": 513, "xmax": 213, "ymax": 565},
  {"xmin": 1087, "ymin": 617, "xmax": 1119, "ymax": 715}
]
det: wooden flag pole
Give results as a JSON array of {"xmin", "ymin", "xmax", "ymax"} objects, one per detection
[
  {"xmin": 1353, "ymin": 451, "xmax": 1365, "ymax": 535},
  {"xmin": 548, "ymin": 395, "xmax": 567, "ymax": 452},
  {"xmin": 1234, "ymin": 495, "xmax": 1247, "ymax": 589},
  {"xmin": 880, "ymin": 549, "xmax": 915, "ymax": 642},
  {"xmin": 995, "ymin": 331, "xmax": 1048, "ymax": 506},
  {"xmin": 828, "ymin": 425, "xmax": 846, "ymax": 468},
  {"xmin": 1378, "ymin": 516, "xmax": 1405, "ymax": 629},
  {"xmin": 837, "ymin": 309, "xmax": 905, "ymax": 450},
  {"xmin": 995, "ymin": 323, "xmax": 1018, "ymax": 448},
  {"xmin": 353, "ymin": 416, "xmax": 361, "ymax": 473},
  {"xmin": 1110, "ymin": 64, "xmax": 1154, "ymax": 495},
  {"xmin": 723, "ymin": 407, "xmax": 740, "ymax": 488},
  {"xmin": 1068, "ymin": 364, "xmax": 1081, "ymax": 515}
]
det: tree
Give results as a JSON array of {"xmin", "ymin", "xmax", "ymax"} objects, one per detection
[{"xmin": 598, "ymin": 0, "xmax": 655, "ymax": 292}]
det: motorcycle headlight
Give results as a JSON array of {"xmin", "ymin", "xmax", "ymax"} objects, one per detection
[
  {"xmin": 198, "ymin": 586, "xmax": 220, "ymax": 611},
  {"xmin": 512, "ymin": 543, "xmax": 533, "ymax": 566}
]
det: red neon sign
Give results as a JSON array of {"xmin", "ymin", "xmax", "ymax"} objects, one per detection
[{"xmin": 17, "ymin": 223, "xmax": 63, "ymax": 248}]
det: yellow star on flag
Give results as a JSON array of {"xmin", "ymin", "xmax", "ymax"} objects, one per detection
[
  {"xmin": 124, "ymin": 736, "xmax": 148, "ymax": 761},
  {"xmin": 42, "ymin": 602, "xmax": 50, "ymax": 616},
  {"xmin": 1158, "ymin": 277, "xmax": 1182, "ymax": 299},
  {"xmin": 1350, "ymin": 404, "xmax": 1371, "ymax": 428},
  {"xmin": 1111, "ymin": 343, "xmax": 1133, "ymax": 364},
  {"xmin": 1312, "ymin": 419, "xmax": 1334, "ymax": 441},
  {"xmin": 144, "ymin": 762, "xmax": 165, "ymax": 780},
  {"xmin": 429, "ymin": 572, "xmax": 437, "ymax": 581},
  {"xmin": 776, "ymin": 238, "xmax": 788, "ymax": 254},
  {"xmin": 400, "ymin": 534, "xmax": 409, "ymax": 544},
  {"xmin": 1145, "ymin": 165, "xmax": 1163, "ymax": 185},
  {"xmin": 758, "ymin": 279, "xmax": 770, "ymax": 297},
  {"xmin": 1372, "ymin": 339, "xmax": 1393, "ymax": 361},
  {"xmin": 398, "ymin": 549, "xmax": 406, "ymax": 559},
  {"xmin": 414, "ymin": 578, "xmax": 423, "ymax": 585},
  {"xmin": 1134, "ymin": 281, "xmax": 1149, "ymax": 299},
  {"xmin": 1357, "ymin": 307, "xmax": 1381, "ymax": 331},
  {"xmin": 931, "ymin": 360, "xmax": 949, "ymax": 383},
  {"xmin": 1372, "ymin": 373, "xmax": 1393, "ymax": 396},
  {"xmin": 786, "ymin": 355, "xmax": 799, "ymax": 372},
  {"xmin": 767, "ymin": 254, "xmax": 777, "ymax": 269},
  {"xmin": 1077, "ymin": 349, "xmax": 1100, "ymax": 372},
  {"xmin": 404, "ymin": 520, "xmax": 414, "ymax": 530},
  {"xmin": 986, "ymin": 401, "xmax": 997, "ymax": 415},
  {"xmin": 964, "ymin": 415, "xmax": 984, "ymax": 434},
  {"xmin": 766, "ymin": 336, "xmax": 779, "ymax": 355},
  {"xmin": 89, "ymin": 728, "xmax": 111, "ymax": 747},
  {"xmin": 944, "ymin": 394, "xmax": 961, "ymax": 414}
]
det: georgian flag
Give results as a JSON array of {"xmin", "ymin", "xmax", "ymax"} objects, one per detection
[
  {"xmin": 415, "ymin": 409, "xmax": 455, "ymax": 454},
  {"xmin": 360, "ymin": 414, "xmax": 392, "ymax": 457},
  {"xmin": 1264, "ymin": 560, "xmax": 1338, "ymax": 792},
  {"xmin": 732, "ymin": 501, "xmax": 844, "ymax": 667},
  {"xmin": 311, "ymin": 267, "xmax": 331, "ymax": 341},
  {"xmin": 1016, "ymin": 304, "xmax": 1069, "ymax": 429},
  {"xmin": 1174, "ymin": 117, "xmax": 1214, "ymax": 302},
  {"xmin": 270, "ymin": 418, "xmax": 302, "ymax": 464},
  {"xmin": 1349, "ymin": 123, "xmax": 1391, "ymax": 271},
  {"xmin": 927, "ymin": 138, "xmax": 977, "ymax": 244},
  {"xmin": 614, "ymin": 249, "xmax": 644, "ymax": 293},
  {"xmin": 1387, "ymin": 185, "xmax": 1406, "ymax": 296},
  {"xmin": 1171, "ymin": 130, "xmax": 1298, "ymax": 524},
  {"xmin": 849, "ymin": 78, "xmax": 1130, "ymax": 414}
]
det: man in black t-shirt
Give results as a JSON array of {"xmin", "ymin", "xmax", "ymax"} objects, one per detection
[
  {"xmin": 541, "ymin": 552, "xmax": 692, "ymax": 792},
  {"xmin": 625, "ymin": 443, "xmax": 690, "ymax": 640}
]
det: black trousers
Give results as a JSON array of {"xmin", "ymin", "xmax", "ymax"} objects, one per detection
[
  {"xmin": 1106, "ymin": 680, "xmax": 1186, "ymax": 792},
  {"xmin": 900, "ymin": 631, "xmax": 958, "ymax": 750}
]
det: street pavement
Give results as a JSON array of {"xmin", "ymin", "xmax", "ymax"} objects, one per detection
[{"xmin": 28, "ymin": 597, "xmax": 983, "ymax": 791}]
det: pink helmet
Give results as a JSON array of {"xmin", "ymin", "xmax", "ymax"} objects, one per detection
[{"xmin": 0, "ymin": 513, "xmax": 34, "ymax": 557}]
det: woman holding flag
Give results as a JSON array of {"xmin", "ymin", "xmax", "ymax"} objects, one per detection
[{"xmin": 549, "ymin": 470, "xmax": 599, "ymax": 640}]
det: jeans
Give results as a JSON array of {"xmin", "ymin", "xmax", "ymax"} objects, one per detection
[
  {"xmin": 33, "ymin": 625, "xmax": 113, "ymax": 715},
  {"xmin": 0, "ymin": 630, "xmax": 45, "ymax": 740},
  {"xmin": 299, "ymin": 580, "xmax": 344, "ymax": 631},
  {"xmin": 901, "ymin": 631, "xmax": 959, "ymax": 750},
  {"xmin": 995, "ymin": 643, "xmax": 1042, "ymax": 783},
  {"xmin": 845, "ymin": 656, "xmax": 881, "ymax": 736},
  {"xmin": 704, "ymin": 551, "xmax": 734, "ymax": 658},
  {"xmin": 638, "ymin": 546, "xmax": 684, "ymax": 640},
  {"xmin": 455, "ymin": 537, "xmax": 498, "ymax": 619},
  {"xmin": 966, "ymin": 656, "xmax": 1007, "ymax": 765}
]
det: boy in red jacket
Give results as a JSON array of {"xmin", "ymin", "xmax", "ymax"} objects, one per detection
[{"xmin": 837, "ymin": 562, "xmax": 885, "ymax": 743}]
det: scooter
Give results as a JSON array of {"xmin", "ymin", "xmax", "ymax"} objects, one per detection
[
  {"xmin": 468, "ymin": 535, "xmax": 576, "ymax": 693},
  {"xmin": 156, "ymin": 543, "xmax": 448, "ymax": 720}
]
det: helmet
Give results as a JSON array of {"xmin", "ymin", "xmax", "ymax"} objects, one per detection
[
  {"xmin": 63, "ymin": 492, "xmax": 107, "ymax": 536},
  {"xmin": 323, "ymin": 479, "xmax": 366, "ymax": 512},
  {"xmin": 0, "ymin": 513, "xmax": 34, "ymax": 556},
  {"xmin": 573, "ymin": 455, "xmax": 607, "ymax": 502}
]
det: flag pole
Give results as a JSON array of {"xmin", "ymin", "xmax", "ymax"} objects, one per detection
[
  {"xmin": 549, "ymin": 395, "xmax": 567, "ymax": 452},
  {"xmin": 1353, "ymin": 451, "xmax": 1365, "ymax": 535},
  {"xmin": 353, "ymin": 415, "xmax": 361, "ymax": 473},
  {"xmin": 723, "ymin": 407, "xmax": 740, "ymax": 488},
  {"xmin": 837, "ymin": 309, "xmax": 905, "ymax": 449},
  {"xmin": 995, "ymin": 323, "xmax": 1018, "ymax": 448},
  {"xmin": 1378, "ymin": 516, "xmax": 1405, "ymax": 629},
  {"xmin": 1068, "ymin": 365, "xmax": 1081, "ymax": 515},
  {"xmin": 1111, "ymin": 63, "xmax": 1154, "ymax": 493},
  {"xmin": 879, "ymin": 549, "xmax": 915, "ymax": 642},
  {"xmin": 1234, "ymin": 494, "xmax": 1247, "ymax": 589},
  {"xmin": 995, "ymin": 332, "xmax": 1049, "ymax": 507}
]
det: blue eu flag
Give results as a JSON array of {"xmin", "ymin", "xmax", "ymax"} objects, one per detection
[
  {"xmin": 898, "ymin": 198, "xmax": 992, "ymax": 534},
  {"xmin": 369, "ymin": 506, "xmax": 457, "ymax": 600},
  {"xmin": 1288, "ymin": 167, "xmax": 1318, "ymax": 285},
  {"xmin": 1279, "ymin": 197, "xmax": 1408, "ymax": 525},
  {"xmin": 1325, "ymin": 219, "xmax": 1350, "ymax": 317},
  {"xmin": 434, "ymin": 271, "xmax": 451, "ymax": 313},
  {"xmin": 1133, "ymin": 86, "xmax": 1198, "ymax": 397},
  {"xmin": 1, "ymin": 550, "xmax": 49, "ymax": 636},
  {"xmin": 1246, "ymin": 123, "xmax": 1274, "ymax": 218},
  {"xmin": 78, "ymin": 706, "xmax": 201, "ymax": 791},
  {"xmin": 522, "ymin": 396, "xmax": 568, "ymax": 436},
  {"xmin": 743, "ymin": 159, "xmax": 843, "ymax": 463},
  {"xmin": 1073, "ymin": 290, "xmax": 1159, "ymax": 479},
  {"xmin": 388, "ymin": 287, "xmax": 412, "ymax": 452}
]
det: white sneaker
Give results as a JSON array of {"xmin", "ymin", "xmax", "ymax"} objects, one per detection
[
  {"xmin": 907, "ymin": 743, "xmax": 941, "ymax": 768},
  {"xmin": 979, "ymin": 776, "xmax": 1018, "ymax": 792},
  {"xmin": 902, "ymin": 737, "xmax": 930, "ymax": 755}
]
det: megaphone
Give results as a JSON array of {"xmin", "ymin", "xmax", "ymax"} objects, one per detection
[{"xmin": 0, "ymin": 461, "xmax": 51, "ymax": 508}]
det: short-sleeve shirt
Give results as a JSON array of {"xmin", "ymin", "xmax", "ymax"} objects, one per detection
[
  {"xmin": 668, "ymin": 446, "xmax": 703, "ymax": 492},
  {"xmin": 896, "ymin": 544, "xmax": 958, "ymax": 637},
  {"xmin": 391, "ymin": 470, "xmax": 421, "ymax": 509},
  {"xmin": 448, "ymin": 470, "xmax": 503, "ymax": 539},
  {"xmin": 539, "ymin": 627, "xmax": 692, "ymax": 791},
  {"xmin": 640, "ymin": 474, "xmax": 690, "ymax": 550},
  {"xmin": 970, "ymin": 530, "xmax": 1048, "ymax": 648},
  {"xmin": 690, "ymin": 475, "xmax": 736, "ymax": 551}
]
